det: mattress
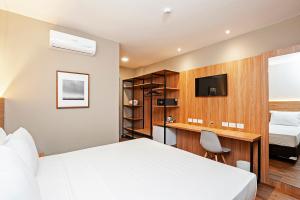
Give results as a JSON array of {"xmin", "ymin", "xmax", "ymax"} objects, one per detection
[
  {"xmin": 269, "ymin": 124, "xmax": 300, "ymax": 147},
  {"xmin": 37, "ymin": 138, "xmax": 257, "ymax": 200}
]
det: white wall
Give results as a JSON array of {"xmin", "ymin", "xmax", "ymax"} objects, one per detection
[{"xmin": 269, "ymin": 52, "xmax": 300, "ymax": 101}]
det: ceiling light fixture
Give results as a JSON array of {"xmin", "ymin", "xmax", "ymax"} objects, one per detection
[
  {"xmin": 163, "ymin": 7, "xmax": 172, "ymax": 14},
  {"xmin": 225, "ymin": 29, "xmax": 231, "ymax": 34},
  {"xmin": 177, "ymin": 48, "xmax": 182, "ymax": 52},
  {"xmin": 121, "ymin": 57, "xmax": 129, "ymax": 62}
]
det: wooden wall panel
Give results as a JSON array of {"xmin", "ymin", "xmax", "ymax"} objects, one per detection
[
  {"xmin": 177, "ymin": 44, "xmax": 300, "ymax": 185},
  {"xmin": 176, "ymin": 56, "xmax": 264, "ymax": 178},
  {"xmin": 269, "ymin": 101, "xmax": 300, "ymax": 111},
  {"xmin": 0, "ymin": 98, "xmax": 4, "ymax": 128},
  {"xmin": 178, "ymin": 56, "xmax": 265, "ymax": 133}
]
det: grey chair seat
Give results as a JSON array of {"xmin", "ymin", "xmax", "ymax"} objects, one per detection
[
  {"xmin": 200, "ymin": 130, "xmax": 231, "ymax": 164},
  {"xmin": 222, "ymin": 147, "xmax": 231, "ymax": 153}
]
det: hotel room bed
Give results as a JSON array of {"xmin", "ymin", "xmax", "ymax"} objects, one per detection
[
  {"xmin": 269, "ymin": 124, "xmax": 300, "ymax": 147},
  {"xmin": 268, "ymin": 110, "xmax": 300, "ymax": 160},
  {"xmin": 269, "ymin": 124, "xmax": 300, "ymax": 160},
  {"xmin": 36, "ymin": 138, "xmax": 257, "ymax": 200}
]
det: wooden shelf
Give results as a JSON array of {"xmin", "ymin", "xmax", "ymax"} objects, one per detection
[
  {"xmin": 123, "ymin": 70, "xmax": 179, "ymax": 81},
  {"xmin": 123, "ymin": 104, "xmax": 143, "ymax": 108},
  {"xmin": 153, "ymin": 105, "xmax": 179, "ymax": 108},
  {"xmin": 135, "ymin": 128, "xmax": 151, "ymax": 136},
  {"xmin": 152, "ymin": 87, "xmax": 179, "ymax": 91},
  {"xmin": 124, "ymin": 127, "xmax": 151, "ymax": 136},
  {"xmin": 122, "ymin": 133, "xmax": 135, "ymax": 139},
  {"xmin": 145, "ymin": 94, "xmax": 162, "ymax": 97},
  {"xmin": 122, "ymin": 69, "xmax": 179, "ymax": 141},
  {"xmin": 123, "ymin": 117, "xmax": 144, "ymax": 121},
  {"xmin": 123, "ymin": 82, "xmax": 164, "ymax": 89},
  {"xmin": 135, "ymin": 83, "xmax": 164, "ymax": 89},
  {"xmin": 153, "ymin": 121, "xmax": 169, "ymax": 126}
]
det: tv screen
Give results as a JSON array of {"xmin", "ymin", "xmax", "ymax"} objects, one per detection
[{"xmin": 195, "ymin": 74, "xmax": 227, "ymax": 97}]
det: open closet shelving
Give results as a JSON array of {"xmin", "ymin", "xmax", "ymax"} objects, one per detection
[{"xmin": 122, "ymin": 70, "xmax": 180, "ymax": 143}]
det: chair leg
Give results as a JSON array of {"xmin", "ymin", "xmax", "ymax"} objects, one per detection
[
  {"xmin": 221, "ymin": 154, "xmax": 227, "ymax": 164},
  {"xmin": 204, "ymin": 152, "xmax": 208, "ymax": 158},
  {"xmin": 214, "ymin": 154, "xmax": 218, "ymax": 162}
]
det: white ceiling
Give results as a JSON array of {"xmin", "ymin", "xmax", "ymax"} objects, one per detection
[{"xmin": 1, "ymin": 0, "xmax": 300, "ymax": 68}]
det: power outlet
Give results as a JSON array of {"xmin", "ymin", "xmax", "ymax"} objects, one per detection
[
  {"xmin": 237, "ymin": 123, "xmax": 245, "ymax": 129},
  {"xmin": 197, "ymin": 119, "xmax": 203, "ymax": 124},
  {"xmin": 192, "ymin": 118, "xmax": 198, "ymax": 123},
  {"xmin": 222, "ymin": 122, "xmax": 229, "ymax": 127},
  {"xmin": 229, "ymin": 123, "xmax": 236, "ymax": 128},
  {"xmin": 188, "ymin": 118, "xmax": 193, "ymax": 123}
]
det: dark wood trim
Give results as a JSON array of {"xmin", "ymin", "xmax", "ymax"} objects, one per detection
[
  {"xmin": 269, "ymin": 101, "xmax": 300, "ymax": 112},
  {"xmin": 56, "ymin": 71, "xmax": 90, "ymax": 109}
]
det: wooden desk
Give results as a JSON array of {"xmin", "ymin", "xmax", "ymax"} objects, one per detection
[
  {"xmin": 166, "ymin": 123, "xmax": 261, "ymax": 142},
  {"xmin": 163, "ymin": 123, "xmax": 261, "ymax": 181}
]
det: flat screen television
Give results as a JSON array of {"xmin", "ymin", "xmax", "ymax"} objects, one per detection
[{"xmin": 195, "ymin": 74, "xmax": 227, "ymax": 97}]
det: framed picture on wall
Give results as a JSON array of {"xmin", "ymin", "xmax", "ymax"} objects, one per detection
[{"xmin": 56, "ymin": 71, "xmax": 90, "ymax": 109}]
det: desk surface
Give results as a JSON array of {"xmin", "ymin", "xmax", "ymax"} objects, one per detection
[{"xmin": 164, "ymin": 123, "xmax": 261, "ymax": 142}]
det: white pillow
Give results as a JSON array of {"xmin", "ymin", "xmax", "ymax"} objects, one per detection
[
  {"xmin": 0, "ymin": 128, "xmax": 6, "ymax": 144},
  {"xmin": 270, "ymin": 111, "xmax": 300, "ymax": 126},
  {"xmin": 5, "ymin": 127, "xmax": 39, "ymax": 175},
  {"xmin": 0, "ymin": 145, "xmax": 41, "ymax": 200}
]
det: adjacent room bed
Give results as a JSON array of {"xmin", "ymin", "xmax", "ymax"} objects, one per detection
[
  {"xmin": 269, "ymin": 110, "xmax": 300, "ymax": 160},
  {"xmin": 1, "ymin": 128, "xmax": 257, "ymax": 200}
]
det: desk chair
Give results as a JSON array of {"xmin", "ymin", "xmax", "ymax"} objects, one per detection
[{"xmin": 200, "ymin": 130, "xmax": 231, "ymax": 164}]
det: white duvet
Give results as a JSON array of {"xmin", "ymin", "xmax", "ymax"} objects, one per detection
[
  {"xmin": 37, "ymin": 138, "xmax": 257, "ymax": 200},
  {"xmin": 269, "ymin": 124, "xmax": 300, "ymax": 147}
]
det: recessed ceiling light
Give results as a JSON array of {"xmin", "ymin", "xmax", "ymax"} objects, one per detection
[
  {"xmin": 177, "ymin": 48, "xmax": 182, "ymax": 52},
  {"xmin": 225, "ymin": 29, "xmax": 231, "ymax": 34},
  {"xmin": 163, "ymin": 7, "xmax": 172, "ymax": 14},
  {"xmin": 121, "ymin": 57, "xmax": 129, "ymax": 62}
]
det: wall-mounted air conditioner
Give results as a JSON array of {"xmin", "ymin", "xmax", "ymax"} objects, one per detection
[{"xmin": 49, "ymin": 30, "xmax": 96, "ymax": 56}]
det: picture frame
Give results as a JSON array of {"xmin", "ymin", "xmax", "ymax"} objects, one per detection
[{"xmin": 56, "ymin": 71, "xmax": 90, "ymax": 109}]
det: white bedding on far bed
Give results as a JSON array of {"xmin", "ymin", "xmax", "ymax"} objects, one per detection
[
  {"xmin": 269, "ymin": 124, "xmax": 300, "ymax": 147},
  {"xmin": 37, "ymin": 138, "xmax": 257, "ymax": 200}
]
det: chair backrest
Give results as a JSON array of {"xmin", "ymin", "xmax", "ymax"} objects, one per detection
[{"xmin": 200, "ymin": 130, "xmax": 223, "ymax": 153}]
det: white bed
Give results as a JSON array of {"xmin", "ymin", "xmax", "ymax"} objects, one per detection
[
  {"xmin": 37, "ymin": 138, "xmax": 257, "ymax": 200},
  {"xmin": 269, "ymin": 124, "xmax": 300, "ymax": 147}
]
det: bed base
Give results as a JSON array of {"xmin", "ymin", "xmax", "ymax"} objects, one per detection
[{"xmin": 269, "ymin": 144, "xmax": 300, "ymax": 161}]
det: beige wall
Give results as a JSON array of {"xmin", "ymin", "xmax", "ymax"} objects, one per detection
[
  {"xmin": 0, "ymin": 10, "xmax": 120, "ymax": 155},
  {"xmin": 136, "ymin": 15, "xmax": 300, "ymax": 75}
]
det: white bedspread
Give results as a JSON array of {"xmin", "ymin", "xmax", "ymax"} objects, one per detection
[
  {"xmin": 269, "ymin": 124, "xmax": 300, "ymax": 147},
  {"xmin": 37, "ymin": 138, "xmax": 257, "ymax": 200}
]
